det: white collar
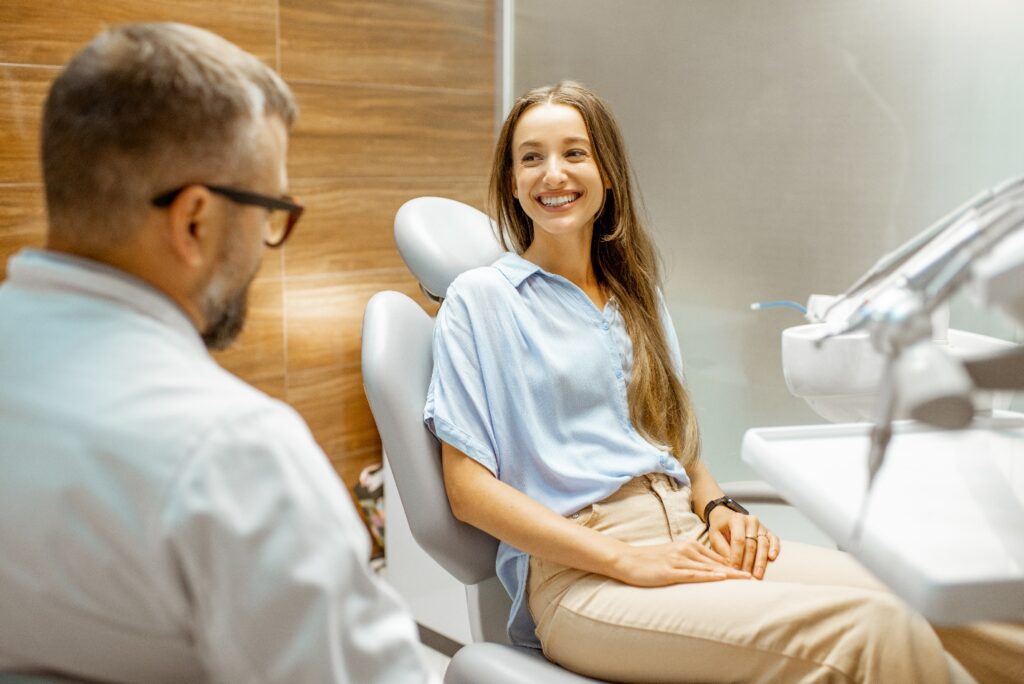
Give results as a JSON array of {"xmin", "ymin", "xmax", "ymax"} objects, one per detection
[{"xmin": 6, "ymin": 248, "xmax": 206, "ymax": 353}]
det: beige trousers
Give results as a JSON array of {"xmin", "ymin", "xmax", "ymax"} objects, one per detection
[{"xmin": 527, "ymin": 474, "xmax": 1023, "ymax": 683}]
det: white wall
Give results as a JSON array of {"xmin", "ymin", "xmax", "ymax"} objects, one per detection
[{"xmin": 512, "ymin": 0, "xmax": 1024, "ymax": 482}]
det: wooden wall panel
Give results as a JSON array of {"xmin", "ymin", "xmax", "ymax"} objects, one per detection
[
  {"xmin": 0, "ymin": 1, "xmax": 276, "ymax": 67},
  {"xmin": 281, "ymin": 0, "xmax": 493, "ymax": 91},
  {"xmin": 284, "ymin": 270, "xmax": 439, "ymax": 472},
  {"xmin": 289, "ymin": 82, "xmax": 492, "ymax": 179},
  {"xmin": 284, "ymin": 270, "xmax": 438, "ymax": 473},
  {"xmin": 285, "ymin": 177, "xmax": 487, "ymax": 276},
  {"xmin": 285, "ymin": 269, "xmax": 435, "ymax": 375},
  {"xmin": 0, "ymin": 184, "xmax": 45, "ymax": 280},
  {"xmin": 0, "ymin": 66, "xmax": 56, "ymax": 184},
  {"xmin": 211, "ymin": 277, "xmax": 287, "ymax": 401}
]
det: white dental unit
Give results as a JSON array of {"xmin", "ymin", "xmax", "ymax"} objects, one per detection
[{"xmin": 744, "ymin": 177, "xmax": 1024, "ymax": 624}]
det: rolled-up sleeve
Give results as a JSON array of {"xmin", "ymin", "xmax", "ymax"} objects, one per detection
[{"xmin": 423, "ymin": 287, "xmax": 500, "ymax": 477}]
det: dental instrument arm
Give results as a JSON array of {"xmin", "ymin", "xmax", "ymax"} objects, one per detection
[
  {"xmin": 820, "ymin": 175, "xmax": 1024, "ymax": 323},
  {"xmin": 817, "ymin": 177, "xmax": 1024, "ymax": 531}
]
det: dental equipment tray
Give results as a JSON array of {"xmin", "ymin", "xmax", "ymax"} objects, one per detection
[{"xmin": 742, "ymin": 412, "xmax": 1024, "ymax": 624}]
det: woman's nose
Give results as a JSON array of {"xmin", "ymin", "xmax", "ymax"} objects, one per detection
[{"xmin": 542, "ymin": 157, "xmax": 568, "ymax": 186}]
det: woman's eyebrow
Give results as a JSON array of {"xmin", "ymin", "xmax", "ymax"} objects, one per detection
[{"xmin": 516, "ymin": 137, "xmax": 591, "ymax": 151}]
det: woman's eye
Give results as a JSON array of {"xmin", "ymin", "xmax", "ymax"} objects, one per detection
[
  {"xmin": 566, "ymin": 149, "xmax": 588, "ymax": 159},
  {"xmin": 520, "ymin": 153, "xmax": 541, "ymax": 164}
]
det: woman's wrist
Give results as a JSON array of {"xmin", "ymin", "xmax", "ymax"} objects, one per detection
[
  {"xmin": 599, "ymin": 537, "xmax": 636, "ymax": 581},
  {"xmin": 707, "ymin": 505, "xmax": 733, "ymax": 529}
]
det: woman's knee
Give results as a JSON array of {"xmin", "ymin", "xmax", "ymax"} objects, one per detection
[{"xmin": 837, "ymin": 592, "xmax": 949, "ymax": 681}]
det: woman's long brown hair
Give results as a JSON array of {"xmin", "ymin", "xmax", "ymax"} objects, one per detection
[{"xmin": 488, "ymin": 81, "xmax": 700, "ymax": 469}]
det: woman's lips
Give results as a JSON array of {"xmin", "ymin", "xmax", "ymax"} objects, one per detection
[{"xmin": 535, "ymin": 191, "xmax": 582, "ymax": 211}]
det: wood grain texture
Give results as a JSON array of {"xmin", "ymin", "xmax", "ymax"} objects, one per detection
[
  {"xmin": 281, "ymin": 0, "xmax": 494, "ymax": 92},
  {"xmin": 289, "ymin": 81, "xmax": 493, "ymax": 179},
  {"xmin": 0, "ymin": 184, "xmax": 46, "ymax": 279},
  {"xmin": 0, "ymin": 1, "xmax": 277, "ymax": 67},
  {"xmin": 284, "ymin": 177, "xmax": 488, "ymax": 277},
  {"xmin": 288, "ymin": 366, "xmax": 384, "ymax": 463},
  {"xmin": 253, "ymin": 243, "xmax": 283, "ymax": 280},
  {"xmin": 284, "ymin": 268, "xmax": 436, "ymax": 374},
  {"xmin": 0, "ymin": 66, "xmax": 56, "ymax": 184},
  {"xmin": 284, "ymin": 270, "xmax": 438, "ymax": 482},
  {"xmin": 212, "ymin": 277, "xmax": 287, "ymax": 401}
]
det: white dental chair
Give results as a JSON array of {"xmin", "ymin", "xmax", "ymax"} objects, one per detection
[{"xmin": 361, "ymin": 197, "xmax": 786, "ymax": 683}]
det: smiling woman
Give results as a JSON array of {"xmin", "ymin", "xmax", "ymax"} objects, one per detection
[{"xmin": 424, "ymin": 80, "xmax": 1022, "ymax": 683}]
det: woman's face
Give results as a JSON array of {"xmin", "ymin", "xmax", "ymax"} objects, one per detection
[{"xmin": 510, "ymin": 103, "xmax": 607, "ymax": 240}]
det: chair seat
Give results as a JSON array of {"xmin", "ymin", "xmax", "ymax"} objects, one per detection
[{"xmin": 444, "ymin": 642, "xmax": 607, "ymax": 684}]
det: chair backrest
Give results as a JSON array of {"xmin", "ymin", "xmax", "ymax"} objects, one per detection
[
  {"xmin": 361, "ymin": 197, "xmax": 506, "ymax": 586},
  {"xmin": 362, "ymin": 291, "xmax": 497, "ymax": 584}
]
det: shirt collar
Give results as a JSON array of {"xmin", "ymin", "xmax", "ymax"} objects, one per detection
[
  {"xmin": 6, "ymin": 248, "xmax": 206, "ymax": 352},
  {"xmin": 490, "ymin": 252, "xmax": 618, "ymax": 310},
  {"xmin": 492, "ymin": 251, "xmax": 541, "ymax": 287}
]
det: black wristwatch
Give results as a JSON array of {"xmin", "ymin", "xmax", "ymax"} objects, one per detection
[{"xmin": 702, "ymin": 496, "xmax": 749, "ymax": 532}]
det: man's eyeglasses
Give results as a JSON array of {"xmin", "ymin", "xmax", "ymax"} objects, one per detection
[{"xmin": 151, "ymin": 184, "xmax": 304, "ymax": 248}]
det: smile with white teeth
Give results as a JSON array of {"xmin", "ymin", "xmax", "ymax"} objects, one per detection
[{"xmin": 538, "ymin": 192, "xmax": 581, "ymax": 207}]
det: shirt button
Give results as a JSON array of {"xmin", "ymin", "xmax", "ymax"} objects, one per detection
[
  {"xmin": 615, "ymin": 370, "xmax": 623, "ymax": 379},
  {"xmin": 601, "ymin": 321, "xmax": 609, "ymax": 331}
]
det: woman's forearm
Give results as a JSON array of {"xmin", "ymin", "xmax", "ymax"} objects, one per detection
[
  {"xmin": 686, "ymin": 457, "xmax": 725, "ymax": 523},
  {"xmin": 441, "ymin": 443, "xmax": 628, "ymax": 577}
]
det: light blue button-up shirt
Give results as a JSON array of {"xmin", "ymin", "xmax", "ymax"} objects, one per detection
[{"xmin": 424, "ymin": 252, "xmax": 691, "ymax": 648}]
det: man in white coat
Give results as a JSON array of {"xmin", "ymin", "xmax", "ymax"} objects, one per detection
[{"xmin": 0, "ymin": 23, "xmax": 434, "ymax": 683}]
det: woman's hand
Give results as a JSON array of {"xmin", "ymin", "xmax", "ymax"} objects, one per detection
[
  {"xmin": 707, "ymin": 508, "xmax": 780, "ymax": 580},
  {"xmin": 609, "ymin": 539, "xmax": 752, "ymax": 587}
]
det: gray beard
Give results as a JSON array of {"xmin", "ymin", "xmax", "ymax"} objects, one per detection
[{"xmin": 201, "ymin": 281, "xmax": 250, "ymax": 351}]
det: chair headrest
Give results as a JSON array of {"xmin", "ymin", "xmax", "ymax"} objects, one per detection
[{"xmin": 394, "ymin": 197, "xmax": 505, "ymax": 299}]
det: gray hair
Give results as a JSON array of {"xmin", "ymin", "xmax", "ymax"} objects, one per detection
[{"xmin": 41, "ymin": 22, "xmax": 297, "ymax": 250}]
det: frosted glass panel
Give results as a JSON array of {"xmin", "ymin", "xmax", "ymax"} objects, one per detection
[{"xmin": 512, "ymin": 0, "xmax": 1024, "ymax": 481}]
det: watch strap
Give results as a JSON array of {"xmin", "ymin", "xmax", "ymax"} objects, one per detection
[{"xmin": 702, "ymin": 496, "xmax": 749, "ymax": 528}]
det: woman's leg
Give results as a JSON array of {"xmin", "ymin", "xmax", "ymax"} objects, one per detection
[
  {"xmin": 762, "ymin": 541, "xmax": 1024, "ymax": 684},
  {"xmin": 528, "ymin": 474, "xmax": 958, "ymax": 683},
  {"xmin": 530, "ymin": 562, "xmax": 953, "ymax": 683}
]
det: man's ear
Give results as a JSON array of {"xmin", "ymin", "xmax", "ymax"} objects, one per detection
[{"xmin": 165, "ymin": 185, "xmax": 213, "ymax": 268}]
